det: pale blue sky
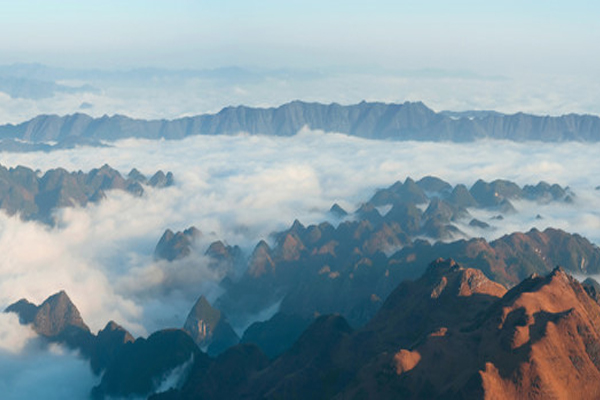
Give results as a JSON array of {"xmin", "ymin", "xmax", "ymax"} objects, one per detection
[{"xmin": 1, "ymin": 0, "xmax": 599, "ymax": 75}]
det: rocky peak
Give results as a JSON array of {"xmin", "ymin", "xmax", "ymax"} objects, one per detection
[
  {"xmin": 127, "ymin": 168, "xmax": 147, "ymax": 184},
  {"xmin": 275, "ymin": 233, "xmax": 306, "ymax": 261},
  {"xmin": 148, "ymin": 170, "xmax": 175, "ymax": 188},
  {"xmin": 183, "ymin": 295, "xmax": 239, "ymax": 356},
  {"xmin": 416, "ymin": 175, "xmax": 452, "ymax": 195},
  {"xmin": 424, "ymin": 259, "xmax": 507, "ymax": 299},
  {"xmin": 329, "ymin": 203, "xmax": 348, "ymax": 218},
  {"xmin": 154, "ymin": 226, "xmax": 202, "ymax": 261},
  {"xmin": 98, "ymin": 320, "xmax": 134, "ymax": 344},
  {"xmin": 248, "ymin": 240, "xmax": 275, "ymax": 278},
  {"xmin": 447, "ymin": 183, "xmax": 478, "ymax": 208},
  {"xmin": 33, "ymin": 290, "xmax": 89, "ymax": 337}
]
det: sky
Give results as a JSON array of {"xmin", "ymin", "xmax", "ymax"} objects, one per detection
[
  {"xmin": 0, "ymin": 1, "xmax": 599, "ymax": 120},
  {"xmin": 1, "ymin": 0, "xmax": 599, "ymax": 73}
]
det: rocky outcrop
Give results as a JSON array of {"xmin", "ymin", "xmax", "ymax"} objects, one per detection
[{"xmin": 183, "ymin": 296, "xmax": 239, "ymax": 356}]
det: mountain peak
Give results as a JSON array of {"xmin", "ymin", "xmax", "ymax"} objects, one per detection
[
  {"xmin": 422, "ymin": 258, "xmax": 507, "ymax": 299},
  {"xmin": 183, "ymin": 295, "xmax": 239, "ymax": 355},
  {"xmin": 34, "ymin": 290, "xmax": 89, "ymax": 337}
]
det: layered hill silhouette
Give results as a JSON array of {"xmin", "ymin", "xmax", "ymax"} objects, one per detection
[
  {"xmin": 0, "ymin": 163, "xmax": 173, "ymax": 223},
  {"xmin": 2, "ymin": 101, "xmax": 600, "ymax": 148}
]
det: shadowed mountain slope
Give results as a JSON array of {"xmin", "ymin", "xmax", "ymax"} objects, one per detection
[{"xmin": 161, "ymin": 260, "xmax": 600, "ymax": 399}]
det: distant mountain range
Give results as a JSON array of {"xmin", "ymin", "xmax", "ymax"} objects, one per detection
[
  {"xmin": 0, "ymin": 163, "xmax": 174, "ymax": 223},
  {"xmin": 1, "ymin": 101, "xmax": 600, "ymax": 147}
]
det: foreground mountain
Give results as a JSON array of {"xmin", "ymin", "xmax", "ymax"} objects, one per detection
[
  {"xmin": 5, "ymin": 291, "xmax": 201, "ymax": 399},
  {"xmin": 161, "ymin": 260, "xmax": 600, "ymax": 399},
  {"xmin": 9, "ymin": 259, "xmax": 600, "ymax": 399},
  {"xmin": 342, "ymin": 261, "xmax": 600, "ymax": 399},
  {"xmin": 1, "ymin": 101, "xmax": 600, "ymax": 146},
  {"xmin": 0, "ymin": 163, "xmax": 173, "ymax": 223}
]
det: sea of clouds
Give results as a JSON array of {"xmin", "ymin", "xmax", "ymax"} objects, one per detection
[
  {"xmin": 1, "ymin": 68, "xmax": 600, "ymax": 124},
  {"xmin": 1, "ymin": 131, "xmax": 600, "ymax": 397}
]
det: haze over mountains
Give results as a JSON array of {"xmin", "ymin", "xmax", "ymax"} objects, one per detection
[
  {"xmin": 2, "ymin": 0, "xmax": 599, "ymax": 397},
  {"xmin": 1, "ymin": 101, "xmax": 600, "ymax": 398},
  {"xmin": 1, "ymin": 101, "xmax": 600, "ymax": 149}
]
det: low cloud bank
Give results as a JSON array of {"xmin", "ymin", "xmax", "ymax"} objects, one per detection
[
  {"xmin": 0, "ymin": 132, "xmax": 599, "ymax": 395},
  {"xmin": 1, "ymin": 132, "xmax": 599, "ymax": 334},
  {"xmin": 1, "ymin": 69, "xmax": 599, "ymax": 124}
]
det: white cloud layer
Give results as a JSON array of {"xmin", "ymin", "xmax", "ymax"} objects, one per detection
[
  {"xmin": 1, "ymin": 131, "xmax": 600, "ymax": 394},
  {"xmin": 1, "ymin": 131, "xmax": 600, "ymax": 332},
  {"xmin": 1, "ymin": 70, "xmax": 599, "ymax": 124}
]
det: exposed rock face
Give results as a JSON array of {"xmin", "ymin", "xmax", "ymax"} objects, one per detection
[
  {"xmin": 154, "ymin": 226, "xmax": 202, "ymax": 261},
  {"xmin": 363, "ymin": 259, "xmax": 507, "ymax": 350},
  {"xmin": 247, "ymin": 240, "xmax": 275, "ymax": 278},
  {"xmin": 583, "ymin": 277, "xmax": 600, "ymax": 303},
  {"xmin": 149, "ymin": 171, "xmax": 175, "ymax": 188},
  {"xmin": 160, "ymin": 175, "xmax": 579, "ymax": 329},
  {"xmin": 5, "ymin": 290, "xmax": 93, "ymax": 352},
  {"xmin": 5, "ymin": 291, "xmax": 136, "ymax": 377},
  {"xmin": 32, "ymin": 290, "xmax": 89, "ymax": 336},
  {"xmin": 0, "ymin": 163, "xmax": 174, "ymax": 223},
  {"xmin": 341, "ymin": 265, "xmax": 600, "ymax": 399},
  {"xmin": 329, "ymin": 203, "xmax": 348, "ymax": 218},
  {"xmin": 5, "ymin": 298, "xmax": 37, "ymax": 324},
  {"xmin": 183, "ymin": 296, "xmax": 239, "ymax": 356}
]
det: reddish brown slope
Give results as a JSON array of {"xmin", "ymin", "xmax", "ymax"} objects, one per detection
[
  {"xmin": 156, "ymin": 260, "xmax": 600, "ymax": 400},
  {"xmin": 344, "ymin": 265, "xmax": 600, "ymax": 399}
]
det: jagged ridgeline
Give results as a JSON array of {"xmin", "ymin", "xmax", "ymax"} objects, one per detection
[
  {"xmin": 0, "ymin": 163, "xmax": 174, "ymax": 223},
  {"xmin": 153, "ymin": 175, "xmax": 587, "ymax": 327},
  {"xmin": 2, "ymin": 101, "xmax": 600, "ymax": 151},
  {"xmin": 8, "ymin": 261, "xmax": 600, "ymax": 399},
  {"xmin": 4, "ymin": 173, "xmax": 600, "ymax": 399}
]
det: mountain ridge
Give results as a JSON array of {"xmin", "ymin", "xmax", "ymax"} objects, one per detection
[{"xmin": 2, "ymin": 100, "xmax": 600, "ymax": 144}]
